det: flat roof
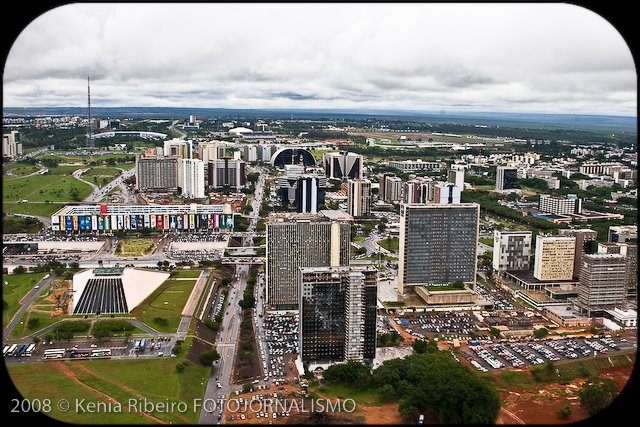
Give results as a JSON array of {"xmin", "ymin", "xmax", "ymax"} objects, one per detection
[
  {"xmin": 545, "ymin": 304, "xmax": 589, "ymax": 320},
  {"xmin": 506, "ymin": 270, "xmax": 579, "ymax": 285},
  {"xmin": 53, "ymin": 204, "xmax": 229, "ymax": 216}
]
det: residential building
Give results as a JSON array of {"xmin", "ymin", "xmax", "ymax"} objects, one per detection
[
  {"xmin": 558, "ymin": 229, "xmax": 598, "ymax": 278},
  {"xmin": 495, "ymin": 166, "xmax": 518, "ymax": 192},
  {"xmin": 492, "ymin": 230, "xmax": 532, "ymax": 271},
  {"xmin": 198, "ymin": 141, "xmax": 226, "ymax": 163},
  {"xmin": 575, "ymin": 253, "xmax": 627, "ymax": 316},
  {"xmin": 266, "ymin": 216, "xmax": 350, "ymax": 311},
  {"xmin": 403, "ymin": 177, "xmax": 433, "ymax": 204},
  {"xmin": 388, "ymin": 159, "xmax": 442, "ymax": 171},
  {"xmin": 323, "ymin": 152, "xmax": 363, "ymax": 180},
  {"xmin": 384, "ymin": 176, "xmax": 403, "ymax": 203},
  {"xmin": 597, "ymin": 243, "xmax": 637, "ymax": 300},
  {"xmin": 539, "ymin": 194, "xmax": 582, "ymax": 215},
  {"xmin": 347, "ymin": 179, "xmax": 371, "ymax": 217},
  {"xmin": 164, "ymin": 138, "xmax": 192, "ymax": 158},
  {"xmin": 299, "ymin": 266, "xmax": 377, "ymax": 367},
  {"xmin": 533, "ymin": 236, "xmax": 576, "ymax": 281},
  {"xmin": 398, "ymin": 204, "xmax": 479, "ymax": 293},
  {"xmin": 2, "ymin": 130, "xmax": 22, "ymax": 159},
  {"xmin": 181, "ymin": 159, "xmax": 205, "ymax": 199},
  {"xmin": 136, "ymin": 156, "xmax": 179, "ymax": 192},
  {"xmin": 447, "ymin": 168, "xmax": 465, "ymax": 190},
  {"xmin": 208, "ymin": 158, "xmax": 246, "ymax": 189},
  {"xmin": 608, "ymin": 225, "xmax": 637, "ymax": 243},
  {"xmin": 433, "ymin": 182, "xmax": 461, "ymax": 204}
]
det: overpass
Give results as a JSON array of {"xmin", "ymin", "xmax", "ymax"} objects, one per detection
[{"xmin": 91, "ymin": 131, "xmax": 167, "ymax": 139}]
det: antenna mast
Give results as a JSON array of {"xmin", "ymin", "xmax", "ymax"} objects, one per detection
[{"xmin": 87, "ymin": 76, "xmax": 93, "ymax": 147}]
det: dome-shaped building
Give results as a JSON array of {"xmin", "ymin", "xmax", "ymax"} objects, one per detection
[{"xmin": 270, "ymin": 147, "xmax": 316, "ymax": 168}]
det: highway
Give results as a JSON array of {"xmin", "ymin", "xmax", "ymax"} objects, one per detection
[{"xmin": 2, "ymin": 272, "xmax": 57, "ymax": 340}]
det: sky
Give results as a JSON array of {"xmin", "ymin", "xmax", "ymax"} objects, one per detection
[{"xmin": 3, "ymin": 3, "xmax": 636, "ymax": 116}]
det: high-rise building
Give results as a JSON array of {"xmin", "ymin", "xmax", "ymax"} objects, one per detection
[
  {"xmin": 384, "ymin": 176, "xmax": 403, "ymax": 203},
  {"xmin": 2, "ymin": 130, "xmax": 22, "ymax": 160},
  {"xmin": 398, "ymin": 204, "xmax": 479, "ymax": 293},
  {"xmin": 164, "ymin": 138, "xmax": 192, "ymax": 159},
  {"xmin": 539, "ymin": 194, "xmax": 583, "ymax": 215},
  {"xmin": 180, "ymin": 159, "xmax": 205, "ymax": 199},
  {"xmin": 403, "ymin": 177, "xmax": 433, "ymax": 204},
  {"xmin": 266, "ymin": 215, "xmax": 350, "ymax": 311},
  {"xmin": 576, "ymin": 253, "xmax": 627, "ymax": 316},
  {"xmin": 447, "ymin": 168, "xmax": 465, "ymax": 190},
  {"xmin": 558, "ymin": 229, "xmax": 598, "ymax": 278},
  {"xmin": 136, "ymin": 156, "xmax": 179, "ymax": 192},
  {"xmin": 496, "ymin": 166, "xmax": 518, "ymax": 192},
  {"xmin": 347, "ymin": 179, "xmax": 371, "ymax": 217},
  {"xmin": 433, "ymin": 183, "xmax": 461, "ymax": 204},
  {"xmin": 323, "ymin": 152, "xmax": 363, "ymax": 180},
  {"xmin": 299, "ymin": 266, "xmax": 377, "ymax": 367},
  {"xmin": 597, "ymin": 243, "xmax": 638, "ymax": 300},
  {"xmin": 243, "ymin": 145, "xmax": 259, "ymax": 162},
  {"xmin": 207, "ymin": 158, "xmax": 246, "ymax": 189},
  {"xmin": 533, "ymin": 236, "xmax": 576, "ymax": 281},
  {"xmin": 276, "ymin": 174, "xmax": 327, "ymax": 213},
  {"xmin": 608, "ymin": 225, "xmax": 637, "ymax": 243},
  {"xmin": 199, "ymin": 141, "xmax": 226, "ymax": 163},
  {"xmin": 492, "ymin": 230, "xmax": 532, "ymax": 271}
]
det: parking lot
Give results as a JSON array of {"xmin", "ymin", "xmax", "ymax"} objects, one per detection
[
  {"xmin": 459, "ymin": 336, "xmax": 635, "ymax": 372},
  {"xmin": 261, "ymin": 315, "xmax": 298, "ymax": 382},
  {"xmin": 475, "ymin": 281, "xmax": 515, "ymax": 311},
  {"xmin": 394, "ymin": 312, "xmax": 477, "ymax": 338}
]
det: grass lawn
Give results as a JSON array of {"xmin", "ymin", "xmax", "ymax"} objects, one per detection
[
  {"xmin": 171, "ymin": 269, "xmax": 202, "ymax": 279},
  {"xmin": 9, "ymin": 311, "xmax": 68, "ymax": 339},
  {"xmin": 4, "ymin": 202, "xmax": 63, "ymax": 217},
  {"xmin": 132, "ymin": 279, "xmax": 197, "ymax": 332},
  {"xmin": 353, "ymin": 235, "xmax": 366, "ymax": 243},
  {"xmin": 90, "ymin": 320, "xmax": 147, "ymax": 336},
  {"xmin": 315, "ymin": 383, "xmax": 382, "ymax": 406},
  {"xmin": 479, "ymin": 237, "xmax": 494, "ymax": 247},
  {"xmin": 377, "ymin": 237, "xmax": 399, "ymax": 252},
  {"xmin": 7, "ymin": 356, "xmax": 209, "ymax": 424},
  {"xmin": 3, "ymin": 163, "xmax": 41, "ymax": 177},
  {"xmin": 83, "ymin": 167, "xmax": 122, "ymax": 179},
  {"xmin": 116, "ymin": 238, "xmax": 156, "ymax": 257},
  {"xmin": 3, "ymin": 174, "xmax": 92, "ymax": 202},
  {"xmin": 1, "ymin": 272, "xmax": 47, "ymax": 326}
]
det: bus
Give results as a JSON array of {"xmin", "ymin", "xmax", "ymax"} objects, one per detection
[
  {"xmin": 134, "ymin": 340, "xmax": 141, "ymax": 350},
  {"xmin": 70, "ymin": 349, "xmax": 91, "ymax": 359},
  {"xmin": 2, "ymin": 345, "xmax": 10, "ymax": 356},
  {"xmin": 43, "ymin": 349, "xmax": 66, "ymax": 360},
  {"xmin": 7, "ymin": 344, "xmax": 18, "ymax": 356},
  {"xmin": 139, "ymin": 339, "xmax": 146, "ymax": 352},
  {"xmin": 16, "ymin": 344, "xmax": 27, "ymax": 356},
  {"xmin": 91, "ymin": 349, "xmax": 112, "ymax": 358},
  {"xmin": 25, "ymin": 344, "xmax": 36, "ymax": 356}
]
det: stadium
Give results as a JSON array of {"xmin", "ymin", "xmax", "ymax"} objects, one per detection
[
  {"xmin": 72, "ymin": 267, "xmax": 170, "ymax": 315},
  {"xmin": 51, "ymin": 204, "xmax": 234, "ymax": 232}
]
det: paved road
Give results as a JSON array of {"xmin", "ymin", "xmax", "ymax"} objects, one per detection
[
  {"xmin": 2, "ymin": 272, "xmax": 57, "ymax": 340},
  {"xmin": 177, "ymin": 269, "xmax": 211, "ymax": 340},
  {"xmin": 82, "ymin": 167, "xmax": 136, "ymax": 203}
]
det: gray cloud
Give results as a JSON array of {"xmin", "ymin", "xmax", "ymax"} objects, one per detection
[{"xmin": 3, "ymin": 3, "xmax": 636, "ymax": 116}]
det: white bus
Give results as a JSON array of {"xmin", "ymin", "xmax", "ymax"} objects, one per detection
[
  {"xmin": 43, "ymin": 349, "xmax": 66, "ymax": 360},
  {"xmin": 25, "ymin": 343, "xmax": 36, "ymax": 356},
  {"xmin": 90, "ymin": 349, "xmax": 112, "ymax": 358},
  {"xmin": 7, "ymin": 344, "xmax": 18, "ymax": 356},
  {"xmin": 2, "ymin": 345, "xmax": 10, "ymax": 356}
]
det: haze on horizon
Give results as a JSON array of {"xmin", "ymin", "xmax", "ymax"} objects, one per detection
[{"xmin": 3, "ymin": 4, "xmax": 636, "ymax": 117}]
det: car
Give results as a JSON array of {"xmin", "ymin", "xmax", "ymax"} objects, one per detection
[{"xmin": 90, "ymin": 344, "xmax": 98, "ymax": 348}]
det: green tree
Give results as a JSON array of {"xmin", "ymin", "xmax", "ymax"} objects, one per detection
[
  {"xmin": 27, "ymin": 318, "xmax": 41, "ymax": 330},
  {"xmin": 489, "ymin": 327, "xmax": 502, "ymax": 338},
  {"xmin": 579, "ymin": 378, "xmax": 618, "ymax": 416},
  {"xmin": 556, "ymin": 406, "xmax": 571, "ymax": 420},
  {"xmin": 32, "ymin": 335, "xmax": 41, "ymax": 345},
  {"xmin": 242, "ymin": 383, "xmax": 254, "ymax": 393},
  {"xmin": 323, "ymin": 361, "xmax": 371, "ymax": 388},
  {"xmin": 199, "ymin": 348, "xmax": 220, "ymax": 365},
  {"xmin": 534, "ymin": 327, "xmax": 549, "ymax": 339},
  {"xmin": 13, "ymin": 265, "xmax": 26, "ymax": 274}
]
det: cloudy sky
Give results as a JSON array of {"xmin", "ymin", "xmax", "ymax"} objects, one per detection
[{"xmin": 3, "ymin": 3, "xmax": 636, "ymax": 116}]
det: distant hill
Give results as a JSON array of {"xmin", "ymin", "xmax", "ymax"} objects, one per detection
[{"xmin": 3, "ymin": 107, "xmax": 636, "ymax": 133}]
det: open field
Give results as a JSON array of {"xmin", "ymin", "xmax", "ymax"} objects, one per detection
[
  {"xmin": 3, "ymin": 162, "xmax": 42, "ymax": 177},
  {"xmin": 3, "ymin": 174, "xmax": 92, "ymax": 203},
  {"xmin": 1, "ymin": 272, "xmax": 47, "ymax": 327},
  {"xmin": 378, "ymin": 237, "xmax": 399, "ymax": 252},
  {"xmin": 116, "ymin": 238, "xmax": 156, "ymax": 257},
  {"xmin": 3, "ymin": 202, "xmax": 63, "ymax": 217},
  {"xmin": 7, "ymin": 356, "xmax": 209, "ymax": 424},
  {"xmin": 171, "ymin": 269, "xmax": 203, "ymax": 279},
  {"xmin": 132, "ymin": 279, "xmax": 197, "ymax": 332}
]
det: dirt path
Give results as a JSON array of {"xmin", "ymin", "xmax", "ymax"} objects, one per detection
[
  {"xmin": 497, "ymin": 407, "xmax": 526, "ymax": 424},
  {"xmin": 51, "ymin": 362, "xmax": 169, "ymax": 424}
]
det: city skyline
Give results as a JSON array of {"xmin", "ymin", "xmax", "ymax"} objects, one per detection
[{"xmin": 3, "ymin": 4, "xmax": 636, "ymax": 116}]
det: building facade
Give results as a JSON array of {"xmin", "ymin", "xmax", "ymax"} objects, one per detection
[
  {"xmin": 433, "ymin": 183, "xmax": 461, "ymax": 204},
  {"xmin": 323, "ymin": 152, "xmax": 363, "ymax": 180},
  {"xmin": 299, "ymin": 266, "xmax": 377, "ymax": 367},
  {"xmin": 447, "ymin": 168, "xmax": 465, "ymax": 190},
  {"xmin": 558, "ymin": 229, "xmax": 598, "ymax": 278},
  {"xmin": 539, "ymin": 194, "xmax": 582, "ymax": 215},
  {"xmin": 403, "ymin": 177, "xmax": 433, "ymax": 204},
  {"xmin": 181, "ymin": 159, "xmax": 205, "ymax": 199},
  {"xmin": 576, "ymin": 253, "xmax": 627, "ymax": 316},
  {"xmin": 207, "ymin": 158, "xmax": 246, "ymax": 189},
  {"xmin": 388, "ymin": 160, "xmax": 442, "ymax": 171},
  {"xmin": 2, "ymin": 130, "xmax": 22, "ymax": 159},
  {"xmin": 533, "ymin": 236, "xmax": 576, "ymax": 281},
  {"xmin": 164, "ymin": 138, "xmax": 192, "ymax": 158},
  {"xmin": 266, "ymin": 216, "xmax": 350, "ymax": 311},
  {"xmin": 492, "ymin": 230, "xmax": 532, "ymax": 271},
  {"xmin": 398, "ymin": 204, "xmax": 479, "ymax": 293},
  {"xmin": 136, "ymin": 156, "xmax": 179, "ymax": 192},
  {"xmin": 199, "ymin": 141, "xmax": 226, "ymax": 163},
  {"xmin": 496, "ymin": 166, "xmax": 518, "ymax": 192},
  {"xmin": 347, "ymin": 179, "xmax": 371, "ymax": 217},
  {"xmin": 384, "ymin": 176, "xmax": 403, "ymax": 203}
]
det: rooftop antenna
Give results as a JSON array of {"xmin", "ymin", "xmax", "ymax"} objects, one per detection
[{"xmin": 87, "ymin": 76, "xmax": 93, "ymax": 147}]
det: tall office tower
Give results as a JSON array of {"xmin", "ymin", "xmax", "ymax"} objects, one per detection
[
  {"xmin": 495, "ymin": 166, "xmax": 518, "ymax": 191},
  {"xmin": 299, "ymin": 266, "xmax": 377, "ymax": 366},
  {"xmin": 207, "ymin": 158, "xmax": 246, "ymax": 189},
  {"xmin": 539, "ymin": 194, "xmax": 583, "ymax": 215},
  {"xmin": 323, "ymin": 151, "xmax": 363, "ymax": 180},
  {"xmin": 597, "ymin": 243, "xmax": 638, "ymax": 300},
  {"xmin": 164, "ymin": 138, "xmax": 193, "ymax": 159},
  {"xmin": 347, "ymin": 179, "xmax": 371, "ymax": 217},
  {"xmin": 198, "ymin": 141, "xmax": 226, "ymax": 163},
  {"xmin": 242, "ymin": 145, "xmax": 259, "ymax": 162},
  {"xmin": 398, "ymin": 204, "xmax": 479, "ymax": 293},
  {"xmin": 180, "ymin": 159, "xmax": 205, "ymax": 199},
  {"xmin": 533, "ymin": 236, "xmax": 576, "ymax": 281},
  {"xmin": 492, "ymin": 230, "xmax": 532, "ymax": 271},
  {"xmin": 384, "ymin": 176, "xmax": 403, "ymax": 202},
  {"xmin": 258, "ymin": 145, "xmax": 275, "ymax": 163},
  {"xmin": 433, "ymin": 182, "xmax": 461, "ymax": 204},
  {"xmin": 2, "ymin": 130, "xmax": 22, "ymax": 159},
  {"xmin": 266, "ymin": 216, "xmax": 350, "ymax": 310},
  {"xmin": 136, "ymin": 156, "xmax": 179, "ymax": 192},
  {"xmin": 576, "ymin": 253, "xmax": 627, "ymax": 316},
  {"xmin": 558, "ymin": 229, "xmax": 598, "ymax": 278},
  {"xmin": 295, "ymin": 176, "xmax": 321, "ymax": 214},
  {"xmin": 403, "ymin": 177, "xmax": 433, "ymax": 204},
  {"xmin": 447, "ymin": 167, "xmax": 465, "ymax": 190}
]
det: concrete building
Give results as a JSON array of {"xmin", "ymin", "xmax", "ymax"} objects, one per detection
[
  {"xmin": 539, "ymin": 194, "xmax": 582, "ymax": 215},
  {"xmin": 266, "ymin": 215, "xmax": 350, "ymax": 311},
  {"xmin": 403, "ymin": 177, "xmax": 433, "ymax": 204},
  {"xmin": 181, "ymin": 159, "xmax": 205, "ymax": 199},
  {"xmin": 323, "ymin": 152, "xmax": 363, "ymax": 180},
  {"xmin": 496, "ymin": 166, "xmax": 518, "ymax": 192},
  {"xmin": 164, "ymin": 138, "xmax": 192, "ymax": 159},
  {"xmin": 447, "ymin": 168, "xmax": 465, "ymax": 190},
  {"xmin": 388, "ymin": 159, "xmax": 442, "ymax": 172},
  {"xmin": 2, "ymin": 130, "xmax": 22, "ymax": 159},
  {"xmin": 207, "ymin": 158, "xmax": 246, "ymax": 189},
  {"xmin": 398, "ymin": 204, "xmax": 479, "ymax": 293},
  {"xmin": 597, "ymin": 243, "xmax": 637, "ymax": 300},
  {"xmin": 579, "ymin": 162, "xmax": 623, "ymax": 176},
  {"xmin": 299, "ymin": 266, "xmax": 377, "ymax": 367},
  {"xmin": 198, "ymin": 141, "xmax": 226, "ymax": 163},
  {"xmin": 608, "ymin": 225, "xmax": 637, "ymax": 243},
  {"xmin": 533, "ymin": 236, "xmax": 576, "ymax": 281},
  {"xmin": 492, "ymin": 230, "xmax": 532, "ymax": 271},
  {"xmin": 347, "ymin": 179, "xmax": 371, "ymax": 217},
  {"xmin": 276, "ymin": 175, "xmax": 326, "ymax": 214},
  {"xmin": 433, "ymin": 182, "xmax": 461, "ymax": 204},
  {"xmin": 575, "ymin": 253, "xmax": 627, "ymax": 316},
  {"xmin": 384, "ymin": 176, "xmax": 403, "ymax": 203},
  {"xmin": 136, "ymin": 156, "xmax": 179, "ymax": 192},
  {"xmin": 558, "ymin": 229, "xmax": 598, "ymax": 278}
]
